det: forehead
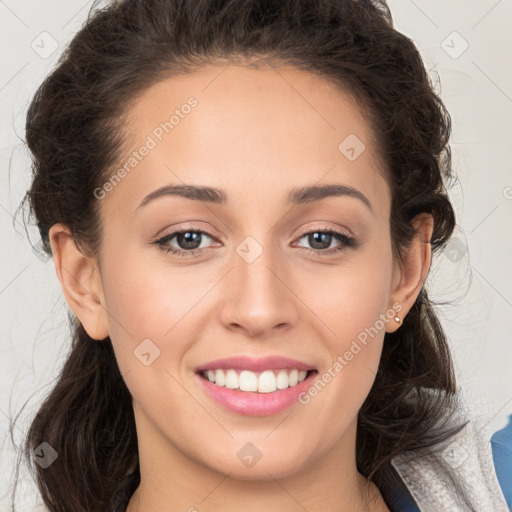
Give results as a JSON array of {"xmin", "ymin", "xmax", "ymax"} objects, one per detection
[{"xmin": 104, "ymin": 63, "xmax": 389, "ymax": 216}]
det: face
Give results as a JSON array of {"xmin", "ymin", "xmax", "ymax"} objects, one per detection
[{"xmin": 72, "ymin": 64, "xmax": 406, "ymax": 480}]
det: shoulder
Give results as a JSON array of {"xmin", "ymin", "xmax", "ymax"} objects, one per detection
[
  {"xmin": 390, "ymin": 402, "xmax": 510, "ymax": 511},
  {"xmin": 491, "ymin": 414, "xmax": 512, "ymax": 508}
]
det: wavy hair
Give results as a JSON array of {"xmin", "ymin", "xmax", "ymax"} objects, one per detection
[{"xmin": 12, "ymin": 0, "xmax": 463, "ymax": 510}]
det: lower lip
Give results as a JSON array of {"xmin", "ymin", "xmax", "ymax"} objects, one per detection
[{"xmin": 195, "ymin": 371, "xmax": 318, "ymax": 416}]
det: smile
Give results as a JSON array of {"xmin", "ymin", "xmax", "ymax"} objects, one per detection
[{"xmin": 199, "ymin": 368, "xmax": 311, "ymax": 393}]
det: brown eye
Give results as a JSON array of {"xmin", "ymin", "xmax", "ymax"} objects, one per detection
[
  {"xmin": 172, "ymin": 231, "xmax": 205, "ymax": 250},
  {"xmin": 295, "ymin": 229, "xmax": 359, "ymax": 254},
  {"xmin": 154, "ymin": 229, "xmax": 217, "ymax": 257}
]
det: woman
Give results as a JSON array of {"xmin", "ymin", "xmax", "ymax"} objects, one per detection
[{"xmin": 13, "ymin": 0, "xmax": 510, "ymax": 510}]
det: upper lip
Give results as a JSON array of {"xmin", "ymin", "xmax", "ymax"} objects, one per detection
[{"xmin": 196, "ymin": 356, "xmax": 316, "ymax": 373}]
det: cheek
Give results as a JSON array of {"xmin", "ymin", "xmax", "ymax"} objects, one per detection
[
  {"xmin": 100, "ymin": 259, "xmax": 205, "ymax": 422},
  {"xmin": 295, "ymin": 270, "xmax": 391, "ymax": 450},
  {"xmin": 100, "ymin": 248, "xmax": 225, "ymax": 382},
  {"xmin": 295, "ymin": 242, "xmax": 394, "ymax": 404},
  {"xmin": 301, "ymin": 244, "xmax": 394, "ymax": 343}
]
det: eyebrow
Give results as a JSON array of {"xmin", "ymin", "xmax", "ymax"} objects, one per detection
[{"xmin": 136, "ymin": 183, "xmax": 373, "ymax": 212}]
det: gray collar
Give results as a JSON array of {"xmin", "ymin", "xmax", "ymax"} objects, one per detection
[{"xmin": 391, "ymin": 410, "xmax": 508, "ymax": 511}]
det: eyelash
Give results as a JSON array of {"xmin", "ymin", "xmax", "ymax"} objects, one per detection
[{"xmin": 153, "ymin": 226, "xmax": 359, "ymax": 258}]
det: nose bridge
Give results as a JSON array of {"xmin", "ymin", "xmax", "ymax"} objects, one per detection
[{"xmin": 218, "ymin": 233, "xmax": 299, "ymax": 335}]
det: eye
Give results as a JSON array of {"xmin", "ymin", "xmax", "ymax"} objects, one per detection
[
  {"xmin": 153, "ymin": 225, "xmax": 359, "ymax": 259},
  {"xmin": 293, "ymin": 228, "xmax": 359, "ymax": 254},
  {"xmin": 154, "ymin": 228, "xmax": 218, "ymax": 257}
]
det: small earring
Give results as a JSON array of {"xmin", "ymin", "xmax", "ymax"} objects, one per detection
[{"xmin": 394, "ymin": 316, "xmax": 401, "ymax": 323}]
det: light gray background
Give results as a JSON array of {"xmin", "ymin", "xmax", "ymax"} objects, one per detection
[{"xmin": 1, "ymin": 0, "xmax": 511, "ymax": 510}]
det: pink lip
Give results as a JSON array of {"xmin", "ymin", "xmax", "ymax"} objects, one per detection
[
  {"xmin": 195, "ymin": 370, "xmax": 318, "ymax": 416},
  {"xmin": 196, "ymin": 355, "xmax": 316, "ymax": 373}
]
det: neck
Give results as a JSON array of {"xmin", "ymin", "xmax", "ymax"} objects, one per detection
[{"xmin": 126, "ymin": 414, "xmax": 389, "ymax": 512}]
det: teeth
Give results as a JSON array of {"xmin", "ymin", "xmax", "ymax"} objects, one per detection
[
  {"xmin": 240, "ymin": 370, "xmax": 258, "ymax": 392},
  {"xmin": 214, "ymin": 369, "xmax": 225, "ymax": 387},
  {"xmin": 258, "ymin": 370, "xmax": 276, "ymax": 393},
  {"xmin": 201, "ymin": 368, "xmax": 309, "ymax": 393},
  {"xmin": 225, "ymin": 369, "xmax": 239, "ymax": 389},
  {"xmin": 276, "ymin": 370, "xmax": 289, "ymax": 389}
]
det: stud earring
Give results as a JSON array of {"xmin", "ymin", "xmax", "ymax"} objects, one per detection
[{"xmin": 394, "ymin": 316, "xmax": 401, "ymax": 323}]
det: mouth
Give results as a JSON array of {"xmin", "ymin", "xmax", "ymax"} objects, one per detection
[
  {"xmin": 194, "ymin": 356, "xmax": 319, "ymax": 416},
  {"xmin": 197, "ymin": 368, "xmax": 318, "ymax": 394}
]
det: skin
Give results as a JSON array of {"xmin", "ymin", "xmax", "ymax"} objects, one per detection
[{"xmin": 49, "ymin": 63, "xmax": 433, "ymax": 512}]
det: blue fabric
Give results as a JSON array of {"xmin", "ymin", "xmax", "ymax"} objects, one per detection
[
  {"xmin": 388, "ymin": 415, "xmax": 512, "ymax": 511},
  {"xmin": 389, "ymin": 477, "xmax": 420, "ymax": 512},
  {"xmin": 388, "ymin": 481, "xmax": 420, "ymax": 511},
  {"xmin": 491, "ymin": 414, "xmax": 512, "ymax": 509}
]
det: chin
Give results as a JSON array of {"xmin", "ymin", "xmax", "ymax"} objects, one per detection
[{"xmin": 201, "ymin": 449, "xmax": 310, "ymax": 481}]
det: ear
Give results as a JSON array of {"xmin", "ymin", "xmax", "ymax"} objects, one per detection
[
  {"xmin": 48, "ymin": 223, "xmax": 109, "ymax": 340},
  {"xmin": 386, "ymin": 213, "xmax": 434, "ymax": 333}
]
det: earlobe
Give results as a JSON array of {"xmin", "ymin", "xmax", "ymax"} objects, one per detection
[
  {"xmin": 49, "ymin": 223, "xmax": 109, "ymax": 341},
  {"xmin": 386, "ymin": 213, "xmax": 434, "ymax": 333}
]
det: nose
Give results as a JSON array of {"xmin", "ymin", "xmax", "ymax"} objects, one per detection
[{"xmin": 218, "ymin": 239, "xmax": 300, "ymax": 338}]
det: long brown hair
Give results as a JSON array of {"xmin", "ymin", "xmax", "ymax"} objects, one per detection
[{"xmin": 12, "ymin": 0, "xmax": 463, "ymax": 510}]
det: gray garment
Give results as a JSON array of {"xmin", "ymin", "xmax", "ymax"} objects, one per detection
[{"xmin": 391, "ymin": 406, "xmax": 509, "ymax": 511}]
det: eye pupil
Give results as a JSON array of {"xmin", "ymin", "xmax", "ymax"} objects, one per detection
[
  {"xmin": 308, "ymin": 232, "xmax": 332, "ymax": 250},
  {"xmin": 177, "ymin": 231, "xmax": 202, "ymax": 250}
]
